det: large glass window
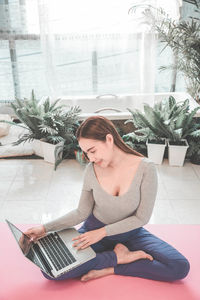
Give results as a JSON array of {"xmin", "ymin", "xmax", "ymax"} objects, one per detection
[{"xmin": 0, "ymin": 0, "xmax": 184, "ymax": 101}]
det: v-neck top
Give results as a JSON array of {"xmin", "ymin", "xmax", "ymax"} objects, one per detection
[
  {"xmin": 91, "ymin": 158, "xmax": 144, "ymax": 199},
  {"xmin": 44, "ymin": 158, "xmax": 158, "ymax": 236}
]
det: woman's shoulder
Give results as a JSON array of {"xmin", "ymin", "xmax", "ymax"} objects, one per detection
[
  {"xmin": 142, "ymin": 157, "xmax": 155, "ymax": 166},
  {"xmin": 82, "ymin": 163, "xmax": 94, "ymax": 191},
  {"xmin": 83, "ymin": 162, "xmax": 96, "ymax": 181},
  {"xmin": 129, "ymin": 155, "xmax": 154, "ymax": 168},
  {"xmin": 141, "ymin": 157, "xmax": 157, "ymax": 176}
]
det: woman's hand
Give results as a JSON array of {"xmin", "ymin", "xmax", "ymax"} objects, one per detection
[
  {"xmin": 24, "ymin": 225, "xmax": 46, "ymax": 242},
  {"xmin": 72, "ymin": 227, "xmax": 106, "ymax": 250}
]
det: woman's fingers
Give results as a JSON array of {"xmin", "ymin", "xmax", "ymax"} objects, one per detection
[
  {"xmin": 79, "ymin": 242, "xmax": 90, "ymax": 250},
  {"xmin": 76, "ymin": 241, "xmax": 90, "ymax": 250},
  {"xmin": 24, "ymin": 225, "xmax": 46, "ymax": 242},
  {"xmin": 73, "ymin": 238, "xmax": 88, "ymax": 247},
  {"xmin": 72, "ymin": 234, "xmax": 90, "ymax": 249},
  {"xmin": 72, "ymin": 233, "xmax": 86, "ymax": 241}
]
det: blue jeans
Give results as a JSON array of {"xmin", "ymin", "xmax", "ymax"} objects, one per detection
[{"xmin": 42, "ymin": 214, "xmax": 190, "ymax": 282}]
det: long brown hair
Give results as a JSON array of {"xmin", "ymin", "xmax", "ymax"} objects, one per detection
[{"xmin": 76, "ymin": 116, "xmax": 143, "ymax": 157}]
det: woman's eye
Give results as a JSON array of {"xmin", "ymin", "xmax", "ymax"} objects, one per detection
[{"xmin": 90, "ymin": 150, "xmax": 95, "ymax": 154}]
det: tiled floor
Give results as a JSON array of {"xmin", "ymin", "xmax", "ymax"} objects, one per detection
[{"xmin": 0, "ymin": 158, "xmax": 200, "ymax": 225}]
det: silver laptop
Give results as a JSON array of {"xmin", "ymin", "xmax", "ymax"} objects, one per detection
[{"xmin": 6, "ymin": 220, "xmax": 96, "ymax": 278}]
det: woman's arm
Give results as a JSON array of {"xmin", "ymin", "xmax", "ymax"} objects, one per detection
[
  {"xmin": 24, "ymin": 189, "xmax": 94, "ymax": 241},
  {"xmin": 104, "ymin": 162, "xmax": 158, "ymax": 236}
]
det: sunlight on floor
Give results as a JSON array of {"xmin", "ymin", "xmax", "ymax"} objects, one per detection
[{"xmin": 0, "ymin": 158, "xmax": 200, "ymax": 225}]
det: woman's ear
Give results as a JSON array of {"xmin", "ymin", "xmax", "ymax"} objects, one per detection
[{"xmin": 106, "ymin": 134, "xmax": 114, "ymax": 145}]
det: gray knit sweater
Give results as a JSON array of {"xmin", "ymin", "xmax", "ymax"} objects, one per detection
[{"xmin": 44, "ymin": 158, "xmax": 158, "ymax": 236}]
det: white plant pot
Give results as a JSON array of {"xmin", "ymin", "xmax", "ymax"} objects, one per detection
[
  {"xmin": 146, "ymin": 139, "xmax": 166, "ymax": 164},
  {"xmin": 32, "ymin": 139, "xmax": 44, "ymax": 157},
  {"xmin": 42, "ymin": 141, "xmax": 64, "ymax": 164},
  {"xmin": 168, "ymin": 139, "xmax": 189, "ymax": 167}
]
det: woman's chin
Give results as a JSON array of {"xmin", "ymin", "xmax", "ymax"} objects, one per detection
[{"xmin": 95, "ymin": 160, "xmax": 106, "ymax": 168}]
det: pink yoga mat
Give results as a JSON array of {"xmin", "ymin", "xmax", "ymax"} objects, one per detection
[{"xmin": 1, "ymin": 223, "xmax": 199, "ymax": 300}]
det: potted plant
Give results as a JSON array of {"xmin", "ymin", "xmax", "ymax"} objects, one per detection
[
  {"xmin": 122, "ymin": 132, "xmax": 147, "ymax": 157},
  {"xmin": 167, "ymin": 140, "xmax": 189, "ymax": 166},
  {"xmin": 125, "ymin": 99, "xmax": 176, "ymax": 164},
  {"xmin": 39, "ymin": 106, "xmax": 81, "ymax": 168},
  {"xmin": 155, "ymin": 9, "xmax": 200, "ymax": 103},
  {"xmin": 129, "ymin": 3, "xmax": 200, "ymax": 103},
  {"xmin": 165, "ymin": 101, "xmax": 200, "ymax": 166},
  {"xmin": 0, "ymin": 90, "xmax": 64, "ymax": 157},
  {"xmin": 185, "ymin": 135, "xmax": 200, "ymax": 165},
  {"xmin": 0, "ymin": 90, "xmax": 81, "ymax": 169},
  {"xmin": 125, "ymin": 96, "xmax": 200, "ymax": 166}
]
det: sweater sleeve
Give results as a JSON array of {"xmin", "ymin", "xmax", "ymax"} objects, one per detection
[
  {"xmin": 43, "ymin": 163, "xmax": 94, "ymax": 233},
  {"xmin": 104, "ymin": 162, "xmax": 158, "ymax": 236}
]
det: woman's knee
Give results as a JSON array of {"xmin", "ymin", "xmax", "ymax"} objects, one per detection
[{"xmin": 171, "ymin": 258, "xmax": 190, "ymax": 280}]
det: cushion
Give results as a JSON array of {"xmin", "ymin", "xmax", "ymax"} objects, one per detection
[
  {"xmin": 0, "ymin": 114, "xmax": 11, "ymax": 137},
  {"xmin": 0, "ymin": 126, "xmax": 34, "ymax": 157}
]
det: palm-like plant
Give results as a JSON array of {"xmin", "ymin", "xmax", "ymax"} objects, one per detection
[
  {"xmin": 129, "ymin": 3, "xmax": 200, "ymax": 102},
  {"xmin": 0, "ymin": 91, "xmax": 82, "ymax": 169},
  {"xmin": 39, "ymin": 106, "xmax": 81, "ymax": 170},
  {"xmin": 121, "ymin": 132, "xmax": 147, "ymax": 156},
  {"xmin": 126, "ymin": 96, "xmax": 200, "ymax": 142},
  {"xmin": 37, "ymin": 106, "xmax": 81, "ymax": 144},
  {"xmin": 0, "ymin": 90, "xmax": 65, "ymax": 145},
  {"xmin": 187, "ymin": 135, "xmax": 200, "ymax": 164},
  {"xmin": 156, "ymin": 17, "xmax": 200, "ymax": 102}
]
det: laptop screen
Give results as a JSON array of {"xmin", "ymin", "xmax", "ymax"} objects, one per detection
[{"xmin": 6, "ymin": 220, "xmax": 48, "ymax": 273}]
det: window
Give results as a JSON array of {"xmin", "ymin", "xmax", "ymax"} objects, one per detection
[{"xmin": 0, "ymin": 0, "xmax": 183, "ymax": 100}]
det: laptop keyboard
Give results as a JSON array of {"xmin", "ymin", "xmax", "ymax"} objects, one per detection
[{"xmin": 39, "ymin": 233, "xmax": 76, "ymax": 271}]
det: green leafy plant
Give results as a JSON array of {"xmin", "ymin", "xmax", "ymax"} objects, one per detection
[
  {"xmin": 41, "ymin": 106, "xmax": 81, "ymax": 170},
  {"xmin": 126, "ymin": 96, "xmax": 200, "ymax": 142},
  {"xmin": 0, "ymin": 90, "xmax": 65, "ymax": 145},
  {"xmin": 156, "ymin": 15, "xmax": 200, "ymax": 102},
  {"xmin": 129, "ymin": 3, "xmax": 200, "ymax": 102},
  {"xmin": 38, "ymin": 105, "xmax": 81, "ymax": 144},
  {"xmin": 121, "ymin": 132, "xmax": 147, "ymax": 156},
  {"xmin": 187, "ymin": 135, "xmax": 200, "ymax": 164},
  {"xmin": 0, "ymin": 90, "xmax": 82, "ymax": 169}
]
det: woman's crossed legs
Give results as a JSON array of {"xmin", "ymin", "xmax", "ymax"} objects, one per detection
[{"xmin": 42, "ymin": 227, "xmax": 190, "ymax": 282}]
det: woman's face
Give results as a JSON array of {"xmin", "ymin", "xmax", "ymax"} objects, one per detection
[{"xmin": 78, "ymin": 135, "xmax": 114, "ymax": 168}]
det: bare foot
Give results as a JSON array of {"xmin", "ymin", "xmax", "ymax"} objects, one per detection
[
  {"xmin": 114, "ymin": 243, "xmax": 153, "ymax": 264},
  {"xmin": 81, "ymin": 267, "xmax": 114, "ymax": 282}
]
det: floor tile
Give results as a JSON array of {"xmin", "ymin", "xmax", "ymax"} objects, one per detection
[
  {"xmin": 171, "ymin": 199, "xmax": 200, "ymax": 224},
  {"xmin": 46, "ymin": 180, "xmax": 83, "ymax": 202},
  {"xmin": 0, "ymin": 180, "xmax": 13, "ymax": 200},
  {"xmin": 156, "ymin": 183, "xmax": 169, "ymax": 200},
  {"xmin": 0, "ymin": 159, "xmax": 31, "ymax": 166},
  {"xmin": 191, "ymin": 163, "xmax": 200, "ymax": 180},
  {"xmin": 0, "ymin": 200, "xmax": 44, "ymax": 223},
  {"xmin": 1, "ymin": 158, "xmax": 200, "ymax": 225},
  {"xmin": 15, "ymin": 161, "xmax": 53, "ymax": 181},
  {"xmin": 149, "ymin": 199, "xmax": 179, "ymax": 224},
  {"xmin": 41, "ymin": 198, "xmax": 78, "ymax": 224},
  {"xmin": 157, "ymin": 160, "xmax": 198, "ymax": 182},
  {"xmin": 5, "ymin": 179, "xmax": 50, "ymax": 201},
  {"xmin": 163, "ymin": 180, "xmax": 200, "ymax": 200},
  {"xmin": 0, "ymin": 165, "xmax": 19, "ymax": 181},
  {"xmin": 51, "ymin": 160, "xmax": 85, "ymax": 183}
]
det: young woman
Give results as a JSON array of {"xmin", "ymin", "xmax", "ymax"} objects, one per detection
[{"xmin": 25, "ymin": 116, "xmax": 190, "ymax": 282}]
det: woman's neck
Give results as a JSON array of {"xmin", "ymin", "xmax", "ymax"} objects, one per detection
[{"xmin": 108, "ymin": 146, "xmax": 133, "ymax": 169}]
